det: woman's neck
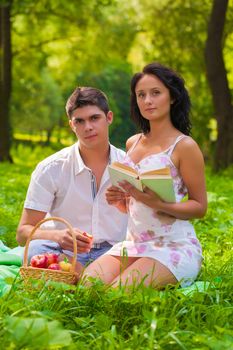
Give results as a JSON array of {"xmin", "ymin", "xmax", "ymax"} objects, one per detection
[{"xmin": 147, "ymin": 119, "xmax": 178, "ymax": 140}]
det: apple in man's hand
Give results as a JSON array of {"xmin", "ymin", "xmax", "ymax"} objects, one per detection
[
  {"xmin": 45, "ymin": 253, "xmax": 59, "ymax": 266},
  {"xmin": 30, "ymin": 254, "xmax": 48, "ymax": 268},
  {"xmin": 83, "ymin": 232, "xmax": 93, "ymax": 239},
  {"xmin": 48, "ymin": 263, "xmax": 61, "ymax": 270}
]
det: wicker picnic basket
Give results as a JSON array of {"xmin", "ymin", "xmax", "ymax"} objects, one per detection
[{"xmin": 20, "ymin": 217, "xmax": 78, "ymax": 285}]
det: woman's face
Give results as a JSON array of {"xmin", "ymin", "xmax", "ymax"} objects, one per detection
[{"xmin": 135, "ymin": 74, "xmax": 173, "ymax": 122}]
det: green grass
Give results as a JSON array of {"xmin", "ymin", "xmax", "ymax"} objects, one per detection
[{"xmin": 0, "ymin": 145, "xmax": 233, "ymax": 349}]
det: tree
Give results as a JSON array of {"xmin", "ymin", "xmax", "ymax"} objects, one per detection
[
  {"xmin": 131, "ymin": 0, "xmax": 214, "ymax": 152},
  {"xmin": 0, "ymin": 0, "xmax": 13, "ymax": 161},
  {"xmin": 0, "ymin": 0, "xmax": 139, "ymax": 161},
  {"xmin": 205, "ymin": 0, "xmax": 233, "ymax": 170}
]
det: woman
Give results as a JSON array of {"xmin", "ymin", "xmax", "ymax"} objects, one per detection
[{"xmin": 83, "ymin": 62, "xmax": 207, "ymax": 289}]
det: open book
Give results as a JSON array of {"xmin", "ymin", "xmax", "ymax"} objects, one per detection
[{"xmin": 108, "ymin": 162, "xmax": 176, "ymax": 202}]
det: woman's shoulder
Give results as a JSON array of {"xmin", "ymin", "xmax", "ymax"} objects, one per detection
[
  {"xmin": 177, "ymin": 135, "xmax": 200, "ymax": 150},
  {"xmin": 175, "ymin": 135, "xmax": 204, "ymax": 159},
  {"xmin": 126, "ymin": 133, "xmax": 142, "ymax": 151}
]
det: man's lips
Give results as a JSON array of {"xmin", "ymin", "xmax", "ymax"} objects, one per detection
[{"xmin": 85, "ymin": 134, "xmax": 97, "ymax": 139}]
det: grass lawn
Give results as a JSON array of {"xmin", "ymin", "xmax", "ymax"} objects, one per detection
[{"xmin": 0, "ymin": 144, "xmax": 232, "ymax": 349}]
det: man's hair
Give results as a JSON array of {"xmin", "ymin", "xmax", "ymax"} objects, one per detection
[
  {"xmin": 65, "ymin": 87, "xmax": 110, "ymax": 118},
  {"xmin": 130, "ymin": 62, "xmax": 192, "ymax": 135}
]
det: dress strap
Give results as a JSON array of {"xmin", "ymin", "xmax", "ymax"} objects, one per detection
[
  {"xmin": 166, "ymin": 135, "xmax": 188, "ymax": 156},
  {"xmin": 127, "ymin": 134, "xmax": 142, "ymax": 155}
]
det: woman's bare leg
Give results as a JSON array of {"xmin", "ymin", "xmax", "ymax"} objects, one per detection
[
  {"xmin": 82, "ymin": 255, "xmax": 138, "ymax": 285},
  {"xmin": 111, "ymin": 258, "xmax": 178, "ymax": 289}
]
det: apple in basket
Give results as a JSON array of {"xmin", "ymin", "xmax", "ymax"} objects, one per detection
[
  {"xmin": 48, "ymin": 263, "xmax": 61, "ymax": 270},
  {"xmin": 59, "ymin": 258, "xmax": 72, "ymax": 272},
  {"xmin": 45, "ymin": 253, "xmax": 59, "ymax": 266},
  {"xmin": 30, "ymin": 254, "xmax": 48, "ymax": 268}
]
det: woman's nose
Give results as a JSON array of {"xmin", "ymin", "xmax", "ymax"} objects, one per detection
[{"xmin": 144, "ymin": 94, "xmax": 152, "ymax": 104}]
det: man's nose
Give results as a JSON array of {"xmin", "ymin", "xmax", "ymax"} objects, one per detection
[{"xmin": 84, "ymin": 121, "xmax": 93, "ymax": 131}]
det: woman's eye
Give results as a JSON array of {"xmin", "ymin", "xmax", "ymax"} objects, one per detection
[
  {"xmin": 152, "ymin": 90, "xmax": 160, "ymax": 96},
  {"xmin": 137, "ymin": 93, "xmax": 145, "ymax": 98}
]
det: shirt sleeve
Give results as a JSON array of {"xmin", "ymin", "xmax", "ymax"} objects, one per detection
[{"xmin": 24, "ymin": 162, "xmax": 57, "ymax": 212}]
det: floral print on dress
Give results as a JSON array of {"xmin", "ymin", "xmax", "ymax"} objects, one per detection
[
  {"xmin": 170, "ymin": 251, "xmax": 181, "ymax": 267},
  {"xmin": 106, "ymin": 135, "xmax": 203, "ymax": 287},
  {"xmin": 140, "ymin": 230, "xmax": 155, "ymax": 242},
  {"xmin": 136, "ymin": 245, "xmax": 147, "ymax": 254}
]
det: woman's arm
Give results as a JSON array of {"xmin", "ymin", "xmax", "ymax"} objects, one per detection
[{"xmin": 119, "ymin": 138, "xmax": 207, "ymax": 220}]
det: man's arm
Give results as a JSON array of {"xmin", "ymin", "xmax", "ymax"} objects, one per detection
[{"xmin": 17, "ymin": 208, "xmax": 92, "ymax": 253}]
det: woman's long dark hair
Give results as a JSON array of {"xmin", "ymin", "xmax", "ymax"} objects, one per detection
[{"xmin": 130, "ymin": 62, "xmax": 191, "ymax": 135}]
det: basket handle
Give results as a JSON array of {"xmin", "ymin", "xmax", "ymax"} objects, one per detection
[{"xmin": 23, "ymin": 216, "xmax": 78, "ymax": 273}]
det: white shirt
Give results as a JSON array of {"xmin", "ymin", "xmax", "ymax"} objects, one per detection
[{"xmin": 24, "ymin": 142, "xmax": 128, "ymax": 244}]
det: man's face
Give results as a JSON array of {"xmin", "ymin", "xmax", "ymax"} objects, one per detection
[{"xmin": 69, "ymin": 105, "xmax": 113, "ymax": 149}]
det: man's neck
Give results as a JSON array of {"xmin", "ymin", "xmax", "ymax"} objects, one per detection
[{"xmin": 79, "ymin": 142, "xmax": 110, "ymax": 168}]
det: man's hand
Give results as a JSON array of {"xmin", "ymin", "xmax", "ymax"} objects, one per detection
[
  {"xmin": 58, "ymin": 228, "xmax": 93, "ymax": 253},
  {"xmin": 105, "ymin": 185, "xmax": 128, "ymax": 213}
]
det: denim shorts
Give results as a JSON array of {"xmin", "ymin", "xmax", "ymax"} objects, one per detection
[{"xmin": 27, "ymin": 239, "xmax": 112, "ymax": 266}]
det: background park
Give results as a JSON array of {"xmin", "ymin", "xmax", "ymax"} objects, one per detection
[{"xmin": 0, "ymin": 0, "xmax": 233, "ymax": 349}]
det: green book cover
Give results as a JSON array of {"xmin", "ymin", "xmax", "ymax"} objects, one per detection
[
  {"xmin": 108, "ymin": 162, "xmax": 176, "ymax": 202},
  {"xmin": 141, "ymin": 177, "xmax": 175, "ymax": 202}
]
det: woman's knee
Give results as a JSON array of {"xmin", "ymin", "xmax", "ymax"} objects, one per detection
[{"xmin": 82, "ymin": 255, "xmax": 121, "ymax": 284}]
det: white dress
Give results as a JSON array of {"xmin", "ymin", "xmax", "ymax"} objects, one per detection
[{"xmin": 105, "ymin": 135, "xmax": 203, "ymax": 287}]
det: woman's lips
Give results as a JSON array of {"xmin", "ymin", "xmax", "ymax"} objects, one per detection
[{"xmin": 145, "ymin": 107, "xmax": 156, "ymax": 111}]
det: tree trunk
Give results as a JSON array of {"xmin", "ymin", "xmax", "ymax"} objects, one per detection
[
  {"xmin": 0, "ymin": 1, "xmax": 13, "ymax": 162},
  {"xmin": 205, "ymin": 0, "xmax": 233, "ymax": 170}
]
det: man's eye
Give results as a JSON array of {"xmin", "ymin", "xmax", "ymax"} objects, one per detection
[
  {"xmin": 74, "ymin": 119, "xmax": 83, "ymax": 124},
  {"xmin": 91, "ymin": 116, "xmax": 99, "ymax": 120}
]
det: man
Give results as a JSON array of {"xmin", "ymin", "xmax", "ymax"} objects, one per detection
[{"xmin": 17, "ymin": 87, "xmax": 128, "ymax": 268}]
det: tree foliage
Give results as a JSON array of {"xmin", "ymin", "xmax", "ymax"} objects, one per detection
[{"xmin": 0, "ymin": 0, "xmax": 233, "ymax": 168}]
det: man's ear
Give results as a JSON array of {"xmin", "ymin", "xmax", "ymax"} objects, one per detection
[
  {"xmin": 69, "ymin": 119, "xmax": 75, "ymax": 132},
  {"xmin": 106, "ymin": 111, "xmax": 113, "ymax": 125}
]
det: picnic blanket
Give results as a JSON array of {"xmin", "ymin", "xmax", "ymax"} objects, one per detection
[{"xmin": 0, "ymin": 240, "xmax": 24, "ymax": 296}]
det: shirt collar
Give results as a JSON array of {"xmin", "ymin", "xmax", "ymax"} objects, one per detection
[
  {"xmin": 74, "ymin": 142, "xmax": 88, "ymax": 175},
  {"xmin": 74, "ymin": 141, "xmax": 112, "ymax": 175}
]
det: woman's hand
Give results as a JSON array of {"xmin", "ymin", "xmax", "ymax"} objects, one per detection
[
  {"xmin": 105, "ymin": 185, "xmax": 128, "ymax": 213},
  {"xmin": 118, "ymin": 181, "xmax": 163, "ymax": 210}
]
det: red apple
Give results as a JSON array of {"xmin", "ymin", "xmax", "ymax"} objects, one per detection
[
  {"xmin": 30, "ymin": 254, "xmax": 48, "ymax": 268},
  {"xmin": 45, "ymin": 253, "xmax": 59, "ymax": 267},
  {"xmin": 48, "ymin": 263, "xmax": 61, "ymax": 270},
  {"xmin": 83, "ymin": 232, "xmax": 93, "ymax": 239}
]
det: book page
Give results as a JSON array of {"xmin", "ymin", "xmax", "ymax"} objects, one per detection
[
  {"xmin": 110, "ymin": 162, "xmax": 138, "ymax": 176},
  {"xmin": 140, "ymin": 167, "xmax": 171, "ymax": 176},
  {"xmin": 108, "ymin": 165, "xmax": 143, "ymax": 191}
]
